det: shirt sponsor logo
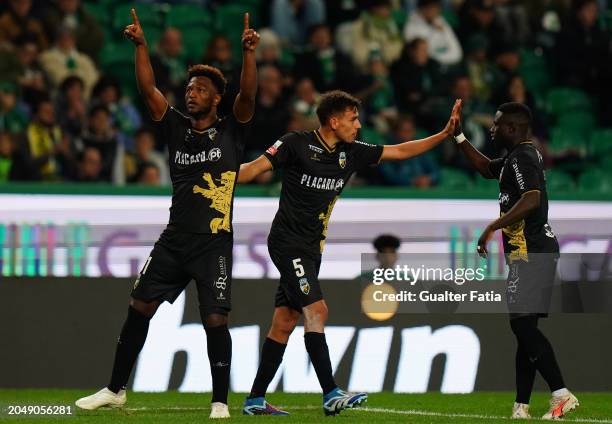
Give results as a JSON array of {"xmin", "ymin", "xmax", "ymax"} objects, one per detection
[
  {"xmin": 499, "ymin": 192, "xmax": 510, "ymax": 205},
  {"xmin": 266, "ymin": 140, "xmax": 283, "ymax": 156},
  {"xmin": 308, "ymin": 144, "xmax": 324, "ymax": 154},
  {"xmin": 512, "ymin": 160, "xmax": 525, "ymax": 190},
  {"xmin": 300, "ymin": 174, "xmax": 345, "ymax": 192},
  {"xmin": 208, "ymin": 147, "xmax": 222, "ymax": 162},
  {"xmin": 175, "ymin": 150, "xmax": 216, "ymax": 165},
  {"xmin": 339, "ymin": 151, "xmax": 347, "ymax": 169}
]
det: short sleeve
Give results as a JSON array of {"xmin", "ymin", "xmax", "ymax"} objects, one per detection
[
  {"xmin": 153, "ymin": 106, "xmax": 183, "ymax": 149},
  {"xmin": 351, "ymin": 140, "xmax": 384, "ymax": 169},
  {"xmin": 263, "ymin": 132, "xmax": 299, "ymax": 169},
  {"xmin": 488, "ymin": 158, "xmax": 505, "ymax": 179},
  {"xmin": 512, "ymin": 150, "xmax": 541, "ymax": 195}
]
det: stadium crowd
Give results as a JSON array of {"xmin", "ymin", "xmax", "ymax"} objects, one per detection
[{"xmin": 0, "ymin": 0, "xmax": 610, "ymax": 190}]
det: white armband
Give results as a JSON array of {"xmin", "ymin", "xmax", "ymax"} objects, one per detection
[{"xmin": 454, "ymin": 133, "xmax": 467, "ymax": 144}]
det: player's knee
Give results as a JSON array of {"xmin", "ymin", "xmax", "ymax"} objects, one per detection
[
  {"xmin": 304, "ymin": 301, "xmax": 328, "ymax": 326},
  {"xmin": 271, "ymin": 315, "xmax": 298, "ymax": 337},
  {"xmin": 200, "ymin": 308, "xmax": 228, "ymax": 328},
  {"xmin": 130, "ymin": 298, "xmax": 160, "ymax": 318}
]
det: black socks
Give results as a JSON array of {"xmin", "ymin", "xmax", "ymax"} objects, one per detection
[
  {"xmin": 249, "ymin": 337, "xmax": 287, "ymax": 399},
  {"xmin": 108, "ymin": 306, "xmax": 151, "ymax": 393},
  {"xmin": 205, "ymin": 325, "xmax": 232, "ymax": 404},
  {"xmin": 304, "ymin": 332, "xmax": 337, "ymax": 395}
]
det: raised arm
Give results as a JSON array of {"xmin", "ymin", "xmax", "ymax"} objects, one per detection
[
  {"xmin": 238, "ymin": 155, "xmax": 273, "ymax": 183},
  {"xmin": 233, "ymin": 13, "xmax": 260, "ymax": 123},
  {"xmin": 454, "ymin": 119, "xmax": 496, "ymax": 179},
  {"xmin": 124, "ymin": 8, "xmax": 167, "ymax": 121},
  {"xmin": 380, "ymin": 99, "xmax": 461, "ymax": 161}
]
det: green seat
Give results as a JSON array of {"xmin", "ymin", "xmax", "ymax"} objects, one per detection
[
  {"xmin": 182, "ymin": 30, "xmax": 213, "ymax": 61},
  {"xmin": 549, "ymin": 127, "xmax": 588, "ymax": 156},
  {"xmin": 439, "ymin": 168, "xmax": 474, "ymax": 190},
  {"xmin": 83, "ymin": 2, "xmax": 110, "ymax": 26},
  {"xmin": 545, "ymin": 169, "xmax": 575, "ymax": 191},
  {"xmin": 113, "ymin": 4, "xmax": 163, "ymax": 32},
  {"xmin": 100, "ymin": 41, "xmax": 133, "ymax": 68},
  {"xmin": 589, "ymin": 128, "xmax": 612, "ymax": 157},
  {"xmin": 166, "ymin": 4, "xmax": 213, "ymax": 28},
  {"xmin": 578, "ymin": 168, "xmax": 612, "ymax": 193},
  {"xmin": 519, "ymin": 49, "xmax": 551, "ymax": 97},
  {"xmin": 359, "ymin": 127, "xmax": 384, "ymax": 145},
  {"xmin": 215, "ymin": 4, "xmax": 259, "ymax": 58},
  {"xmin": 546, "ymin": 87, "xmax": 592, "ymax": 117},
  {"xmin": 555, "ymin": 111, "xmax": 596, "ymax": 135}
]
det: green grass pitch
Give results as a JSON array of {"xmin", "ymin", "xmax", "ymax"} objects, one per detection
[{"xmin": 1, "ymin": 390, "xmax": 611, "ymax": 423}]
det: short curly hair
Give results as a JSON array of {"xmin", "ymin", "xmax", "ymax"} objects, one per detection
[
  {"xmin": 316, "ymin": 90, "xmax": 361, "ymax": 125},
  {"xmin": 187, "ymin": 64, "xmax": 227, "ymax": 95}
]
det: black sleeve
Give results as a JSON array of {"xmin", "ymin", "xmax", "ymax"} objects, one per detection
[
  {"xmin": 488, "ymin": 158, "xmax": 505, "ymax": 179},
  {"xmin": 351, "ymin": 140, "xmax": 384, "ymax": 169},
  {"xmin": 512, "ymin": 150, "xmax": 541, "ymax": 195},
  {"xmin": 153, "ymin": 106, "xmax": 182, "ymax": 149},
  {"xmin": 262, "ymin": 132, "xmax": 300, "ymax": 169}
]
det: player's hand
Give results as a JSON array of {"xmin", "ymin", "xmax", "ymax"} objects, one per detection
[
  {"xmin": 443, "ymin": 99, "xmax": 462, "ymax": 136},
  {"xmin": 241, "ymin": 13, "xmax": 260, "ymax": 52},
  {"xmin": 477, "ymin": 225, "xmax": 494, "ymax": 259},
  {"xmin": 124, "ymin": 8, "xmax": 146, "ymax": 46}
]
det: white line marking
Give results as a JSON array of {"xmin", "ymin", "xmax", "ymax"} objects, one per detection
[{"xmin": 122, "ymin": 405, "xmax": 612, "ymax": 423}]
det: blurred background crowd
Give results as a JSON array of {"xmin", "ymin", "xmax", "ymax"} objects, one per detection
[{"xmin": 0, "ymin": 0, "xmax": 611, "ymax": 192}]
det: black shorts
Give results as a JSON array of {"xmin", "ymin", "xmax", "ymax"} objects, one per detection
[
  {"xmin": 131, "ymin": 227, "xmax": 232, "ymax": 315},
  {"xmin": 268, "ymin": 244, "xmax": 323, "ymax": 312},
  {"xmin": 507, "ymin": 255, "xmax": 558, "ymax": 319}
]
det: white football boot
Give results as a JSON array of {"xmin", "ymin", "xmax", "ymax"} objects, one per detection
[
  {"xmin": 542, "ymin": 391, "xmax": 579, "ymax": 420},
  {"xmin": 511, "ymin": 402, "xmax": 531, "ymax": 419},
  {"xmin": 210, "ymin": 402, "xmax": 230, "ymax": 419},
  {"xmin": 75, "ymin": 387, "xmax": 126, "ymax": 410}
]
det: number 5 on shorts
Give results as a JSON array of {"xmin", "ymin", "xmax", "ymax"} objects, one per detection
[{"xmin": 292, "ymin": 258, "xmax": 304, "ymax": 277}]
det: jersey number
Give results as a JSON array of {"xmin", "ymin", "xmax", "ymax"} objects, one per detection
[{"xmin": 292, "ymin": 258, "xmax": 305, "ymax": 277}]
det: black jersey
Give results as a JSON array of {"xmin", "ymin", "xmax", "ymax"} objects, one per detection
[
  {"xmin": 263, "ymin": 130, "xmax": 383, "ymax": 253},
  {"xmin": 155, "ymin": 106, "xmax": 247, "ymax": 234},
  {"xmin": 489, "ymin": 142, "xmax": 559, "ymax": 261}
]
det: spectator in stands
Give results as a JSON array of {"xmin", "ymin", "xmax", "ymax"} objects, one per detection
[
  {"xmin": 555, "ymin": 0, "xmax": 611, "ymax": 96},
  {"xmin": 12, "ymin": 35, "xmax": 48, "ymax": 108},
  {"xmin": 495, "ymin": 0, "xmax": 531, "ymax": 45},
  {"xmin": 293, "ymin": 23, "xmax": 365, "ymax": 93},
  {"xmin": 0, "ymin": 131, "xmax": 13, "ymax": 181},
  {"xmin": 255, "ymin": 28, "xmax": 291, "ymax": 79},
  {"xmin": 403, "ymin": 0, "xmax": 463, "ymax": 66},
  {"xmin": 491, "ymin": 43, "xmax": 521, "ymax": 90},
  {"xmin": 135, "ymin": 162, "xmax": 161, "ymax": 186},
  {"xmin": 464, "ymin": 33, "xmax": 496, "ymax": 102},
  {"xmin": 457, "ymin": 0, "xmax": 505, "ymax": 48},
  {"xmin": 271, "ymin": 0, "xmax": 326, "ymax": 46},
  {"xmin": 43, "ymin": 0, "xmax": 104, "ymax": 63},
  {"xmin": 55, "ymin": 75, "xmax": 86, "ymax": 140},
  {"xmin": 379, "ymin": 115, "xmax": 440, "ymax": 187},
  {"xmin": 81, "ymin": 105, "xmax": 121, "ymax": 183},
  {"xmin": 91, "ymin": 77, "xmax": 142, "ymax": 142},
  {"xmin": 360, "ymin": 51, "xmax": 397, "ymax": 132},
  {"xmin": 202, "ymin": 35, "xmax": 239, "ymax": 116},
  {"xmin": 342, "ymin": 0, "xmax": 404, "ymax": 72},
  {"xmin": 247, "ymin": 65, "xmax": 290, "ymax": 157},
  {"xmin": 150, "ymin": 27, "xmax": 187, "ymax": 105},
  {"xmin": 492, "ymin": 74, "xmax": 547, "ymax": 140},
  {"xmin": 13, "ymin": 98, "xmax": 67, "ymax": 181},
  {"xmin": 325, "ymin": 0, "xmax": 361, "ymax": 30},
  {"xmin": 291, "ymin": 77, "xmax": 320, "ymax": 130},
  {"xmin": 39, "ymin": 26, "xmax": 99, "ymax": 98},
  {"xmin": 124, "ymin": 127, "xmax": 168, "ymax": 185},
  {"xmin": 71, "ymin": 146, "xmax": 104, "ymax": 182},
  {"xmin": 0, "ymin": 81, "xmax": 28, "ymax": 134},
  {"xmin": 373, "ymin": 234, "xmax": 401, "ymax": 269},
  {"xmin": 0, "ymin": 0, "xmax": 48, "ymax": 50},
  {"xmin": 390, "ymin": 38, "xmax": 440, "ymax": 117},
  {"xmin": 433, "ymin": 75, "xmax": 495, "ymax": 169}
]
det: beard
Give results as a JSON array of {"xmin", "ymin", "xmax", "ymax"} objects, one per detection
[{"xmin": 188, "ymin": 104, "xmax": 213, "ymax": 119}]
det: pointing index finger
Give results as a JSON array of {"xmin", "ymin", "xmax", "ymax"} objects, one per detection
[
  {"xmin": 244, "ymin": 12, "xmax": 249, "ymax": 31},
  {"xmin": 131, "ymin": 8, "xmax": 140, "ymax": 25}
]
